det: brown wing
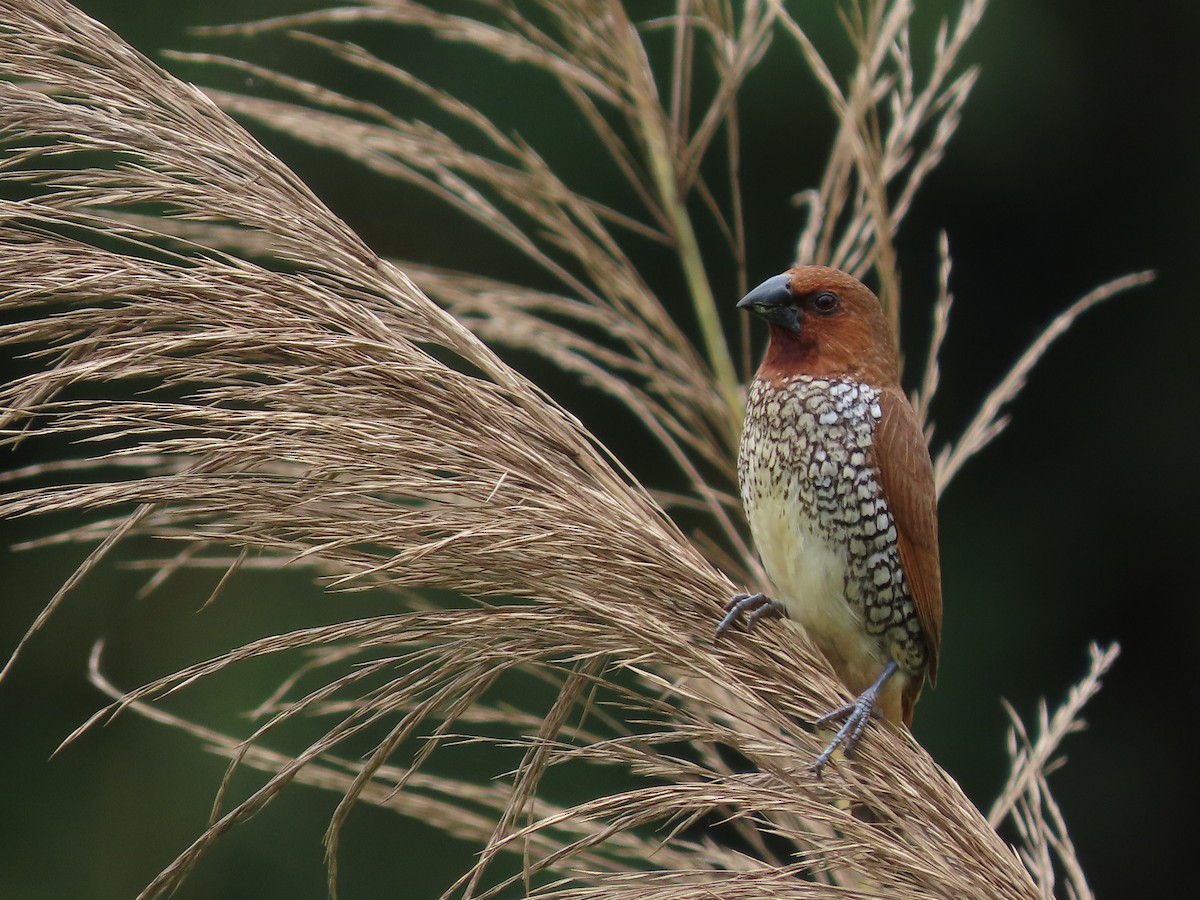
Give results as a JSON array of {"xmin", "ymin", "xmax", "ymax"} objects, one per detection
[{"xmin": 873, "ymin": 387, "xmax": 943, "ymax": 691}]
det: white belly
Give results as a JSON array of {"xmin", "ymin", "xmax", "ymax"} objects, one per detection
[{"xmin": 746, "ymin": 483, "xmax": 886, "ymax": 689}]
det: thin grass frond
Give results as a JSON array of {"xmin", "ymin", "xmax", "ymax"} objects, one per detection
[
  {"xmin": 193, "ymin": 0, "xmax": 775, "ymax": 429},
  {"xmin": 911, "ymin": 230, "xmax": 953, "ymax": 435},
  {"xmin": 934, "ymin": 272, "xmax": 1155, "ymax": 494},
  {"xmin": 988, "ymin": 643, "xmax": 1118, "ymax": 900},
  {"xmin": 778, "ymin": 0, "xmax": 986, "ymax": 343}
]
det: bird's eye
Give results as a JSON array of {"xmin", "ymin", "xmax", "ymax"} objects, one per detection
[{"xmin": 811, "ymin": 291, "xmax": 840, "ymax": 314}]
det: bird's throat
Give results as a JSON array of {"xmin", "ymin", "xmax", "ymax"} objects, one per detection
[{"xmin": 758, "ymin": 324, "xmax": 818, "ymax": 382}]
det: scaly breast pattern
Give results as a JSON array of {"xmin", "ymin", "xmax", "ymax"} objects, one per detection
[{"xmin": 738, "ymin": 376, "xmax": 926, "ymax": 685}]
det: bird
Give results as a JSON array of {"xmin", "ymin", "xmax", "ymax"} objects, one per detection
[{"xmin": 718, "ymin": 266, "xmax": 941, "ymax": 776}]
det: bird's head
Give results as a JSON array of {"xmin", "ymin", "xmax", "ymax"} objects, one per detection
[{"xmin": 738, "ymin": 266, "xmax": 898, "ymax": 385}]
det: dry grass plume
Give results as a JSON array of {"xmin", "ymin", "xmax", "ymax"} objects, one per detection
[{"xmin": 0, "ymin": 1, "xmax": 1148, "ymax": 898}]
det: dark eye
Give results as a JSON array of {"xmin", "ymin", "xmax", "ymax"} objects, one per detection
[{"xmin": 811, "ymin": 291, "xmax": 840, "ymax": 314}]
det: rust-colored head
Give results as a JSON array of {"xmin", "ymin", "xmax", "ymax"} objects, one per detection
[{"xmin": 738, "ymin": 266, "xmax": 898, "ymax": 386}]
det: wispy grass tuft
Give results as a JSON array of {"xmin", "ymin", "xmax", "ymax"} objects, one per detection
[{"xmin": 0, "ymin": 1, "xmax": 1148, "ymax": 897}]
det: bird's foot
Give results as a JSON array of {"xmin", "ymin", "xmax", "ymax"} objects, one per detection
[
  {"xmin": 715, "ymin": 592, "xmax": 784, "ymax": 637},
  {"xmin": 812, "ymin": 658, "xmax": 899, "ymax": 778},
  {"xmin": 812, "ymin": 696, "xmax": 881, "ymax": 778}
]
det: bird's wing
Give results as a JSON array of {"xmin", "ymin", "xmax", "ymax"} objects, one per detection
[{"xmin": 873, "ymin": 386, "xmax": 942, "ymax": 686}]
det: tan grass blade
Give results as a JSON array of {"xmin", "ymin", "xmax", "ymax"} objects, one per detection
[
  {"xmin": 777, "ymin": 0, "xmax": 986, "ymax": 345},
  {"xmin": 192, "ymin": 0, "xmax": 777, "ymax": 428},
  {"xmin": 988, "ymin": 643, "xmax": 1119, "ymax": 900},
  {"xmin": 933, "ymin": 272, "xmax": 1155, "ymax": 495}
]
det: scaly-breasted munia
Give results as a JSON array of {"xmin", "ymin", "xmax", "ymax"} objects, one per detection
[{"xmin": 719, "ymin": 266, "xmax": 941, "ymax": 775}]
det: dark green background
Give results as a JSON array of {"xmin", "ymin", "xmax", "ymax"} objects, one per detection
[{"xmin": 2, "ymin": 1, "xmax": 1196, "ymax": 897}]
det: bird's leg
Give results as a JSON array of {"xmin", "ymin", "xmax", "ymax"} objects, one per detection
[
  {"xmin": 812, "ymin": 658, "xmax": 899, "ymax": 778},
  {"xmin": 715, "ymin": 592, "xmax": 785, "ymax": 637}
]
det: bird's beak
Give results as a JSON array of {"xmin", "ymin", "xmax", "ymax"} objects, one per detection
[{"xmin": 738, "ymin": 273, "xmax": 801, "ymax": 335}]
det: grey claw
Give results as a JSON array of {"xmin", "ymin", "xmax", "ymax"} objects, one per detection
[
  {"xmin": 811, "ymin": 659, "xmax": 900, "ymax": 778},
  {"xmin": 813, "ymin": 702, "xmax": 874, "ymax": 777},
  {"xmin": 715, "ymin": 592, "xmax": 783, "ymax": 638}
]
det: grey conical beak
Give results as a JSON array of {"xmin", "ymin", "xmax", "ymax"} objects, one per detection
[
  {"xmin": 738, "ymin": 273, "xmax": 800, "ymax": 334},
  {"xmin": 737, "ymin": 273, "xmax": 793, "ymax": 310}
]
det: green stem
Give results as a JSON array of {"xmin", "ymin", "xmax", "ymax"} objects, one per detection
[
  {"xmin": 616, "ymin": 4, "xmax": 743, "ymax": 443},
  {"xmin": 644, "ymin": 120, "xmax": 744, "ymax": 443}
]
